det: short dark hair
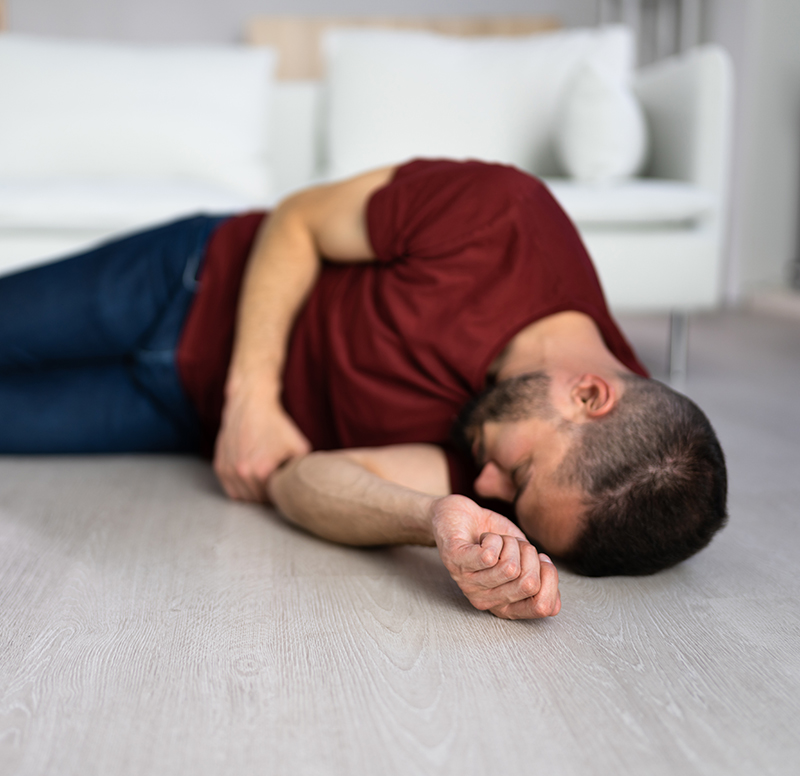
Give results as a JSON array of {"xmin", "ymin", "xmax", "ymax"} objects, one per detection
[{"xmin": 561, "ymin": 374, "xmax": 728, "ymax": 576}]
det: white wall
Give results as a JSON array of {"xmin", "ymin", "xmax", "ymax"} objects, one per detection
[
  {"xmin": 737, "ymin": 0, "xmax": 800, "ymax": 295},
  {"xmin": 706, "ymin": 0, "xmax": 800, "ymax": 298}
]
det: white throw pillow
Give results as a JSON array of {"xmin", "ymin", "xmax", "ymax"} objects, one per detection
[
  {"xmin": 322, "ymin": 25, "xmax": 635, "ymax": 179},
  {"xmin": 555, "ymin": 61, "xmax": 648, "ymax": 182},
  {"xmin": 0, "ymin": 35, "xmax": 276, "ymax": 200}
]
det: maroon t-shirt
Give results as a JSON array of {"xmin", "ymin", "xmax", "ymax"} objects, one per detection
[
  {"xmin": 176, "ymin": 209, "xmax": 266, "ymax": 449},
  {"xmin": 177, "ymin": 158, "xmax": 648, "ymax": 492}
]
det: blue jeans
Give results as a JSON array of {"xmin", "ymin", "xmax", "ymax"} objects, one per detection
[{"xmin": 0, "ymin": 215, "xmax": 229, "ymax": 453}]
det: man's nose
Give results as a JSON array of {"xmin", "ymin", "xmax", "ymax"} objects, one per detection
[{"xmin": 473, "ymin": 461, "xmax": 516, "ymax": 502}]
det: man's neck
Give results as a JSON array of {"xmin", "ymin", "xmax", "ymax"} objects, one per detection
[{"xmin": 489, "ymin": 311, "xmax": 632, "ymax": 382}]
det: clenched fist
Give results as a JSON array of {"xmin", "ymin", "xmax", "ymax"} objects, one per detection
[
  {"xmin": 213, "ymin": 388, "xmax": 311, "ymax": 502},
  {"xmin": 430, "ymin": 495, "xmax": 561, "ymax": 620}
]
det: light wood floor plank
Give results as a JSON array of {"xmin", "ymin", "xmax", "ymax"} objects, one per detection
[{"xmin": 1, "ymin": 310, "xmax": 799, "ymax": 775}]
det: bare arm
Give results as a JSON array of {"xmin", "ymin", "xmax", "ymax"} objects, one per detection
[
  {"xmin": 214, "ymin": 166, "xmax": 396, "ymax": 501},
  {"xmin": 266, "ymin": 451, "xmax": 440, "ymax": 546},
  {"xmin": 266, "ymin": 444, "xmax": 450, "ymax": 545},
  {"xmin": 266, "ymin": 445, "xmax": 561, "ymax": 620}
]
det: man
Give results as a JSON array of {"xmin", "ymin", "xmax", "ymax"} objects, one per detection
[{"xmin": 0, "ymin": 159, "xmax": 728, "ymax": 620}]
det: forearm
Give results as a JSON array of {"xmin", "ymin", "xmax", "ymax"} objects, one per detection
[
  {"xmin": 213, "ymin": 166, "xmax": 394, "ymax": 500},
  {"xmin": 225, "ymin": 167, "xmax": 393, "ymax": 402},
  {"xmin": 267, "ymin": 451, "xmax": 437, "ymax": 546},
  {"xmin": 225, "ymin": 204, "xmax": 319, "ymax": 400},
  {"xmin": 266, "ymin": 450, "xmax": 563, "ymax": 620}
]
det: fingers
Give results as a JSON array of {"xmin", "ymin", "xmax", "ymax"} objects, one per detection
[
  {"xmin": 460, "ymin": 544, "xmax": 561, "ymax": 618},
  {"xmin": 446, "ymin": 529, "xmax": 529, "ymax": 579},
  {"xmin": 215, "ymin": 455, "xmax": 271, "ymax": 502},
  {"xmin": 461, "ymin": 540, "xmax": 538, "ymax": 609},
  {"xmin": 475, "ymin": 532, "xmax": 505, "ymax": 570},
  {"xmin": 472, "ymin": 534, "xmax": 523, "ymax": 588},
  {"xmin": 213, "ymin": 418, "xmax": 311, "ymax": 503},
  {"xmin": 441, "ymin": 531, "xmax": 500, "ymax": 575},
  {"xmin": 449, "ymin": 539, "xmax": 526, "ymax": 609},
  {"xmin": 430, "ymin": 496, "xmax": 560, "ymax": 618},
  {"xmin": 216, "ymin": 448, "xmax": 296, "ymax": 502},
  {"xmin": 490, "ymin": 553, "xmax": 561, "ymax": 620}
]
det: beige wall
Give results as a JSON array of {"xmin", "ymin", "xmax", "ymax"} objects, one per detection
[{"xmin": 4, "ymin": 0, "xmax": 598, "ymax": 43}]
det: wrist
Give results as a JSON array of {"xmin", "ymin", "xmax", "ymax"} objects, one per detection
[
  {"xmin": 224, "ymin": 368, "xmax": 282, "ymax": 405},
  {"xmin": 412, "ymin": 494, "xmax": 439, "ymax": 546}
]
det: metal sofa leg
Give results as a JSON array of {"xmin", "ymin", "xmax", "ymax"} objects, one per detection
[{"xmin": 668, "ymin": 310, "xmax": 689, "ymax": 386}]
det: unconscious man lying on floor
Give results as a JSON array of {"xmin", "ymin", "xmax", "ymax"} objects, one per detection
[{"xmin": 0, "ymin": 159, "xmax": 728, "ymax": 619}]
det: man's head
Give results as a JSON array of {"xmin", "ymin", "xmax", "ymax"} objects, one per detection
[{"xmin": 453, "ymin": 371, "xmax": 728, "ymax": 576}]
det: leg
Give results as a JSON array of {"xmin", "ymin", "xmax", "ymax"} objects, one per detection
[
  {"xmin": 0, "ymin": 361, "xmax": 197, "ymax": 453},
  {"xmin": 0, "ymin": 214, "xmax": 229, "ymax": 452},
  {"xmin": 0, "ymin": 215, "xmax": 227, "ymax": 369}
]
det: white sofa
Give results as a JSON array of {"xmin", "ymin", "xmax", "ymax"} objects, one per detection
[
  {"xmin": 0, "ymin": 28, "xmax": 732, "ymax": 376},
  {"xmin": 270, "ymin": 39, "xmax": 733, "ymax": 311}
]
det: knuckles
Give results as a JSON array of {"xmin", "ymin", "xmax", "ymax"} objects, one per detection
[
  {"xmin": 233, "ymin": 458, "xmax": 278, "ymax": 482},
  {"xmin": 497, "ymin": 559, "xmax": 520, "ymax": 581},
  {"xmin": 531, "ymin": 599, "xmax": 552, "ymax": 618},
  {"xmin": 518, "ymin": 573, "xmax": 541, "ymax": 598},
  {"xmin": 234, "ymin": 462, "xmax": 252, "ymax": 480}
]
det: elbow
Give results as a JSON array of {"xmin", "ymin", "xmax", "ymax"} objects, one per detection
[{"xmin": 265, "ymin": 452, "xmax": 343, "ymax": 538}]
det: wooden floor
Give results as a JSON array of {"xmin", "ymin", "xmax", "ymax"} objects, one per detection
[{"xmin": 1, "ymin": 309, "xmax": 799, "ymax": 775}]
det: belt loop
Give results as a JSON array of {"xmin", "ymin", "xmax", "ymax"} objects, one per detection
[{"xmin": 183, "ymin": 249, "xmax": 202, "ymax": 292}]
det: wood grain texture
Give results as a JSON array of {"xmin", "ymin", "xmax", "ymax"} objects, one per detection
[
  {"xmin": 243, "ymin": 16, "xmax": 561, "ymax": 80},
  {"xmin": 1, "ymin": 310, "xmax": 799, "ymax": 776}
]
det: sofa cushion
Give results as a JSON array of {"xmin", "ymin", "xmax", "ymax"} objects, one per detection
[
  {"xmin": 0, "ymin": 178, "xmax": 265, "ymax": 232},
  {"xmin": 322, "ymin": 25, "xmax": 634, "ymax": 180},
  {"xmin": 543, "ymin": 179, "xmax": 715, "ymax": 226},
  {"xmin": 0, "ymin": 35, "xmax": 277, "ymax": 200}
]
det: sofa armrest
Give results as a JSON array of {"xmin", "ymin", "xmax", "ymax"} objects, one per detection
[{"xmin": 634, "ymin": 45, "xmax": 733, "ymax": 199}]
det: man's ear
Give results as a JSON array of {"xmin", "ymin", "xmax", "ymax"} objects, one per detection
[{"xmin": 571, "ymin": 374, "xmax": 617, "ymax": 419}]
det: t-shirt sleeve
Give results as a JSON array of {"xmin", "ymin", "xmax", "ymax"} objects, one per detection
[
  {"xmin": 366, "ymin": 158, "xmax": 543, "ymax": 263},
  {"xmin": 365, "ymin": 157, "xmax": 649, "ymax": 385}
]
